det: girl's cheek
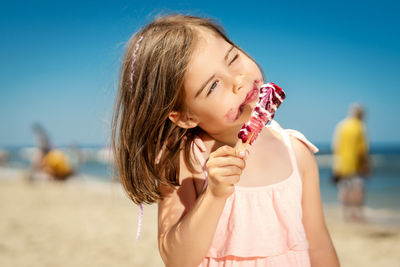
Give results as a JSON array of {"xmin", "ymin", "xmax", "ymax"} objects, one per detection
[
  {"xmin": 234, "ymin": 58, "xmax": 252, "ymax": 75},
  {"xmin": 240, "ymin": 55, "xmax": 259, "ymax": 73}
]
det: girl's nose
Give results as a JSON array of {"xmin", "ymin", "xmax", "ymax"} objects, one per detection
[{"xmin": 233, "ymin": 74, "xmax": 245, "ymax": 94}]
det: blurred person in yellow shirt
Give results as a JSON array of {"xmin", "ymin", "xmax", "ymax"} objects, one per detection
[
  {"xmin": 41, "ymin": 149, "xmax": 74, "ymax": 180},
  {"xmin": 332, "ymin": 103, "xmax": 370, "ymax": 222}
]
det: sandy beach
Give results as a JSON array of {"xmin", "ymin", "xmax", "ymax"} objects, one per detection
[{"xmin": 1, "ymin": 167, "xmax": 399, "ymax": 267}]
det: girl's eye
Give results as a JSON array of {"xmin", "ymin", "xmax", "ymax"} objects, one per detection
[
  {"xmin": 230, "ymin": 53, "xmax": 239, "ymax": 65},
  {"xmin": 207, "ymin": 80, "xmax": 219, "ymax": 95}
]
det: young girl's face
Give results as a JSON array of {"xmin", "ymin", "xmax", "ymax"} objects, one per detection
[{"xmin": 182, "ymin": 29, "xmax": 264, "ymax": 143}]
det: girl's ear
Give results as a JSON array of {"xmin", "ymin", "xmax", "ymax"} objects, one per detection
[{"xmin": 168, "ymin": 111, "xmax": 199, "ymax": 129}]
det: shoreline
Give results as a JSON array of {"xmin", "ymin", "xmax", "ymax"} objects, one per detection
[
  {"xmin": 1, "ymin": 165, "xmax": 399, "ymax": 214},
  {"xmin": 1, "ymin": 166, "xmax": 400, "ymax": 267}
]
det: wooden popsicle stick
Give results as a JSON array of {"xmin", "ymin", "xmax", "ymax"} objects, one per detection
[{"xmin": 236, "ymin": 132, "xmax": 254, "ymax": 153}]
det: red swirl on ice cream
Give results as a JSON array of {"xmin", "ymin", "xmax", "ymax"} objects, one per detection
[{"xmin": 238, "ymin": 82, "xmax": 285, "ymax": 145}]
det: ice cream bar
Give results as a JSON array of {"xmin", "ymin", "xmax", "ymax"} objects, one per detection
[{"xmin": 238, "ymin": 82, "xmax": 285, "ymax": 145}]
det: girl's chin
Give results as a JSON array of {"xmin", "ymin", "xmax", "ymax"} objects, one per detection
[{"xmin": 225, "ymin": 103, "xmax": 254, "ymax": 124}]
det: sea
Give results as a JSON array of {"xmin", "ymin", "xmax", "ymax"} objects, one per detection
[
  {"xmin": 2, "ymin": 143, "xmax": 400, "ymax": 212},
  {"xmin": 316, "ymin": 143, "xmax": 400, "ymax": 212}
]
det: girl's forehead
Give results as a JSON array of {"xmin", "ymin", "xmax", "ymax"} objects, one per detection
[
  {"xmin": 184, "ymin": 29, "xmax": 232, "ymax": 92},
  {"xmin": 188, "ymin": 35, "xmax": 231, "ymax": 75},
  {"xmin": 194, "ymin": 28, "xmax": 230, "ymax": 53}
]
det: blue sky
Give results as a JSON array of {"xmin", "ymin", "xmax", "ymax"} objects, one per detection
[{"xmin": 0, "ymin": 0, "xmax": 399, "ymax": 147}]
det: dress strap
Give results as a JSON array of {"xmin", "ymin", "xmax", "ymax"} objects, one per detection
[
  {"xmin": 283, "ymin": 131, "xmax": 300, "ymax": 174},
  {"xmin": 193, "ymin": 136, "xmax": 209, "ymax": 193},
  {"xmin": 268, "ymin": 121, "xmax": 300, "ymax": 174}
]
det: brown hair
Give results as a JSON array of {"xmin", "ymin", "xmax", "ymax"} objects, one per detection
[{"xmin": 112, "ymin": 14, "xmax": 255, "ymax": 205}]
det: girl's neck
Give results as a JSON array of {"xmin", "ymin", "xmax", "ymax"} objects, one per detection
[{"xmin": 197, "ymin": 126, "xmax": 245, "ymax": 152}]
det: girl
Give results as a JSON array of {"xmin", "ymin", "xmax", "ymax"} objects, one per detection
[{"xmin": 112, "ymin": 14, "xmax": 340, "ymax": 267}]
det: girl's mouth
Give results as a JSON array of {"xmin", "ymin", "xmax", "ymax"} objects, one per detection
[
  {"xmin": 236, "ymin": 83, "xmax": 259, "ymax": 116},
  {"xmin": 242, "ymin": 83, "xmax": 259, "ymax": 106},
  {"xmin": 225, "ymin": 82, "xmax": 259, "ymax": 122}
]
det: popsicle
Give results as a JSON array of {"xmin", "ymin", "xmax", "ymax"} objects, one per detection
[{"xmin": 238, "ymin": 82, "xmax": 285, "ymax": 146}]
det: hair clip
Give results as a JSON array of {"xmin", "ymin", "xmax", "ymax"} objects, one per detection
[
  {"xmin": 130, "ymin": 35, "xmax": 144, "ymax": 84},
  {"xmin": 136, "ymin": 203, "xmax": 144, "ymax": 241}
]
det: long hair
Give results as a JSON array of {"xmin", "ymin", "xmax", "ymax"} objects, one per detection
[{"xmin": 112, "ymin": 14, "xmax": 252, "ymax": 205}]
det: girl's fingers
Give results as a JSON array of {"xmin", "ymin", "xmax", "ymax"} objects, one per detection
[
  {"xmin": 207, "ymin": 156, "xmax": 245, "ymax": 169},
  {"xmin": 209, "ymin": 145, "xmax": 249, "ymax": 161},
  {"xmin": 208, "ymin": 165, "xmax": 243, "ymax": 178},
  {"xmin": 205, "ymin": 145, "xmax": 249, "ymax": 194},
  {"xmin": 209, "ymin": 145, "xmax": 238, "ymax": 158}
]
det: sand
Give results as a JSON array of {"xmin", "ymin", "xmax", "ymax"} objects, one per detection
[{"xmin": 1, "ymin": 167, "xmax": 399, "ymax": 267}]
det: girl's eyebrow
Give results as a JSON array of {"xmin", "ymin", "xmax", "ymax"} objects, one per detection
[{"xmin": 194, "ymin": 45, "xmax": 235, "ymax": 98}]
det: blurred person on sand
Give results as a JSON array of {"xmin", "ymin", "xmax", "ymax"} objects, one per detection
[
  {"xmin": 0, "ymin": 149, "xmax": 9, "ymax": 165},
  {"xmin": 332, "ymin": 103, "xmax": 370, "ymax": 222},
  {"xmin": 112, "ymin": 14, "xmax": 339, "ymax": 266},
  {"xmin": 30, "ymin": 123, "xmax": 74, "ymax": 181}
]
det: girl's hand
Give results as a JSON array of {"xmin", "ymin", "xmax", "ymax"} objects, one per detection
[{"xmin": 205, "ymin": 146, "xmax": 247, "ymax": 199}]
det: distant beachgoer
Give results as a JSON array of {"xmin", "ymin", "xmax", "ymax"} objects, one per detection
[
  {"xmin": 40, "ymin": 149, "xmax": 74, "ymax": 180},
  {"xmin": 0, "ymin": 149, "xmax": 9, "ymax": 165},
  {"xmin": 31, "ymin": 123, "xmax": 52, "ymax": 157},
  {"xmin": 30, "ymin": 123, "xmax": 73, "ymax": 181},
  {"xmin": 332, "ymin": 103, "xmax": 370, "ymax": 222}
]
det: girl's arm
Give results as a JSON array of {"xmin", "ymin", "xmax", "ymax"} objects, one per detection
[
  {"xmin": 158, "ymin": 146, "xmax": 245, "ymax": 267},
  {"xmin": 292, "ymin": 137, "xmax": 340, "ymax": 267}
]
